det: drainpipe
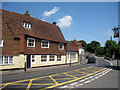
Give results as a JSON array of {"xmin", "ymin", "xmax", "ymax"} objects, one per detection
[{"xmin": 24, "ymin": 55, "xmax": 27, "ymax": 71}]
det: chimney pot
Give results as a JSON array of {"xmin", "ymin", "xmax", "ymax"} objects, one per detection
[
  {"xmin": 52, "ymin": 21, "xmax": 57, "ymax": 25},
  {"xmin": 24, "ymin": 11, "xmax": 30, "ymax": 16}
]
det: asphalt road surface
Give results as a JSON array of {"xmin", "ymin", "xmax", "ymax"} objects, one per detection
[{"xmin": 1, "ymin": 57, "xmax": 119, "ymax": 90}]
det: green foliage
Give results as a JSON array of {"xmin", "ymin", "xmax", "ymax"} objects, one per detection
[
  {"xmin": 105, "ymin": 40, "xmax": 118, "ymax": 58},
  {"xmin": 96, "ymin": 47, "xmax": 105, "ymax": 55},
  {"xmin": 78, "ymin": 40, "xmax": 87, "ymax": 51},
  {"xmin": 86, "ymin": 41, "xmax": 100, "ymax": 53},
  {"xmin": 115, "ymin": 45, "xmax": 120, "ymax": 59}
]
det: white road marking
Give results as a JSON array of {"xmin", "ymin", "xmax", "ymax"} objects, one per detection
[
  {"xmin": 79, "ymin": 83, "xmax": 84, "ymax": 85},
  {"xmin": 95, "ymin": 61, "xmax": 98, "ymax": 65},
  {"xmin": 104, "ymin": 59, "xmax": 113, "ymax": 66},
  {"xmin": 84, "ymin": 80, "xmax": 91, "ymax": 83},
  {"xmin": 59, "ymin": 68, "xmax": 112, "ymax": 88}
]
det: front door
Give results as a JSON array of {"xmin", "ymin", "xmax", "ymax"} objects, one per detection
[
  {"xmin": 67, "ymin": 54, "xmax": 70, "ymax": 64},
  {"xmin": 27, "ymin": 55, "xmax": 31, "ymax": 68}
]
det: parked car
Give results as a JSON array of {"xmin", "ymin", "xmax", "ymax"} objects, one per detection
[{"xmin": 87, "ymin": 57, "xmax": 96, "ymax": 63}]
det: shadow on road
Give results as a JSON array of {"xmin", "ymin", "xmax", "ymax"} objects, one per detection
[{"xmin": 105, "ymin": 65, "xmax": 120, "ymax": 71}]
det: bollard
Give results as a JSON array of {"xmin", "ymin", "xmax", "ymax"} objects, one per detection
[
  {"xmin": 70, "ymin": 60, "xmax": 71, "ymax": 66},
  {"xmin": 117, "ymin": 59, "xmax": 119, "ymax": 70},
  {"xmin": 24, "ymin": 62, "xmax": 27, "ymax": 71}
]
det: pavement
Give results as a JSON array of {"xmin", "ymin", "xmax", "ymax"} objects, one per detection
[{"xmin": 0, "ymin": 58, "xmax": 87, "ymax": 76}]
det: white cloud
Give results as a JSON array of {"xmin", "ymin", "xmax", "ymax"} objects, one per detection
[
  {"xmin": 58, "ymin": 15, "xmax": 72, "ymax": 28},
  {"xmin": 43, "ymin": 7, "xmax": 59, "ymax": 17}
]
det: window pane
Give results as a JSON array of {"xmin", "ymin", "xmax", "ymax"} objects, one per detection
[
  {"xmin": 50, "ymin": 55, "xmax": 54, "ymax": 61},
  {"xmin": 70, "ymin": 54, "xmax": 76, "ymax": 60},
  {"xmin": 0, "ymin": 56, "xmax": 3, "ymax": 64},
  {"xmin": 31, "ymin": 55, "xmax": 35, "ymax": 63},
  {"xmin": 27, "ymin": 38, "xmax": 35, "ymax": 47},
  {"xmin": 4, "ymin": 56, "xmax": 8, "ymax": 64},
  {"xmin": 32, "ymin": 59, "xmax": 35, "ymax": 62},
  {"xmin": 57, "ymin": 55, "xmax": 61, "ymax": 61},
  {"xmin": 25, "ymin": 23, "xmax": 27, "ymax": 27},
  {"xmin": 41, "ymin": 55, "xmax": 47, "ymax": 62},
  {"xmin": 32, "ymin": 55, "xmax": 35, "ymax": 58},
  {"xmin": 0, "ymin": 40, "xmax": 2, "ymax": 45},
  {"xmin": 9, "ymin": 56, "xmax": 13, "ymax": 64},
  {"xmin": 59, "ymin": 43, "xmax": 64, "ymax": 50},
  {"xmin": 42, "ymin": 41, "xmax": 49, "ymax": 48}
]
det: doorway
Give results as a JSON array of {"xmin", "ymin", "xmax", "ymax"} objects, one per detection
[
  {"xmin": 27, "ymin": 54, "xmax": 31, "ymax": 68},
  {"xmin": 67, "ymin": 54, "xmax": 70, "ymax": 64}
]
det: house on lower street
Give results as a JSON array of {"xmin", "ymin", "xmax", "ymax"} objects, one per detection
[{"xmin": 66, "ymin": 39, "xmax": 84, "ymax": 64}]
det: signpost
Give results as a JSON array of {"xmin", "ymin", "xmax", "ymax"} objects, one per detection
[
  {"xmin": 112, "ymin": 1, "xmax": 120, "ymax": 70},
  {"xmin": 112, "ymin": 27, "xmax": 120, "ymax": 69}
]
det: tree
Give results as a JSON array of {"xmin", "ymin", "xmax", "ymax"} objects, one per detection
[
  {"xmin": 115, "ymin": 42, "xmax": 120, "ymax": 59},
  {"xmin": 78, "ymin": 40, "xmax": 87, "ymax": 51},
  {"xmin": 96, "ymin": 46, "xmax": 105, "ymax": 55},
  {"xmin": 87, "ymin": 43, "xmax": 91, "ymax": 52},
  {"xmin": 87, "ymin": 41, "xmax": 100, "ymax": 53},
  {"xmin": 105, "ymin": 40, "xmax": 118, "ymax": 58}
]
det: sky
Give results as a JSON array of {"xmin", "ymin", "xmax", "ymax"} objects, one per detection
[{"xmin": 2, "ymin": 2, "xmax": 118, "ymax": 46}]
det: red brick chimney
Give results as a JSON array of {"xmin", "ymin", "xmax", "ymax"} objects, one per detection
[
  {"xmin": 24, "ymin": 11, "xmax": 30, "ymax": 16},
  {"xmin": 52, "ymin": 21, "xmax": 57, "ymax": 25}
]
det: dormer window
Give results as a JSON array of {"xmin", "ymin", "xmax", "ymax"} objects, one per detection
[
  {"xmin": 22, "ymin": 22, "xmax": 31, "ymax": 29},
  {"xmin": 59, "ymin": 43, "xmax": 64, "ymax": 50}
]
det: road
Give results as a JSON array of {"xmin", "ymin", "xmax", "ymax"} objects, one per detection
[{"xmin": 1, "ymin": 56, "xmax": 119, "ymax": 90}]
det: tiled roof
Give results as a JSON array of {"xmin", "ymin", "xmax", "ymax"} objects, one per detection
[
  {"xmin": 2, "ymin": 9, "xmax": 66, "ymax": 43},
  {"xmin": 67, "ymin": 40, "xmax": 83, "ymax": 52},
  {"xmin": 67, "ymin": 41, "xmax": 78, "ymax": 52}
]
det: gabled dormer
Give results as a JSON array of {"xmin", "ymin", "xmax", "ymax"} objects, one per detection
[{"xmin": 22, "ymin": 21, "xmax": 31, "ymax": 29}]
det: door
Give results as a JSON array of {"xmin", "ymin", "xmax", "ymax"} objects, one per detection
[
  {"xmin": 67, "ymin": 54, "xmax": 70, "ymax": 64},
  {"xmin": 27, "ymin": 55, "xmax": 31, "ymax": 68}
]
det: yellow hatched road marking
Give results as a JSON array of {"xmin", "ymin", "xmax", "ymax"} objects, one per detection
[
  {"xmin": 49, "ymin": 76, "xmax": 58, "ymax": 85},
  {"xmin": 54, "ymin": 78, "xmax": 74, "ymax": 80},
  {"xmin": 0, "ymin": 84, "xmax": 8, "ymax": 89},
  {"xmin": 8, "ymin": 83, "xmax": 55, "ymax": 85},
  {"xmin": 1, "ymin": 67, "xmax": 107, "ymax": 90},
  {"xmin": 26, "ymin": 79, "xmax": 33, "ymax": 90},
  {"xmin": 74, "ymin": 70, "xmax": 89, "ymax": 74},
  {"xmin": 64, "ymin": 73, "xmax": 77, "ymax": 79},
  {"xmin": 39, "ymin": 68, "xmax": 107, "ymax": 90}
]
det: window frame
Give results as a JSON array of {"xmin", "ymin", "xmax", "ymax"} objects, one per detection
[
  {"xmin": 31, "ymin": 55, "xmax": 36, "ymax": 64},
  {"xmin": 59, "ymin": 43, "xmax": 64, "ymax": 50},
  {"xmin": 41, "ymin": 40, "xmax": 49, "ymax": 48},
  {"xmin": 49, "ymin": 55, "xmax": 55, "ymax": 62},
  {"xmin": 57, "ymin": 55, "xmax": 61, "ymax": 62},
  {"xmin": 22, "ymin": 22, "xmax": 31, "ymax": 29},
  {"xmin": 41, "ymin": 55, "xmax": 48, "ymax": 63},
  {"xmin": 0, "ymin": 56, "xmax": 14, "ymax": 65},
  {"xmin": 0, "ymin": 39, "xmax": 3, "ymax": 47},
  {"xmin": 27, "ymin": 38, "xmax": 35, "ymax": 48},
  {"xmin": 70, "ymin": 54, "xmax": 76, "ymax": 60}
]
